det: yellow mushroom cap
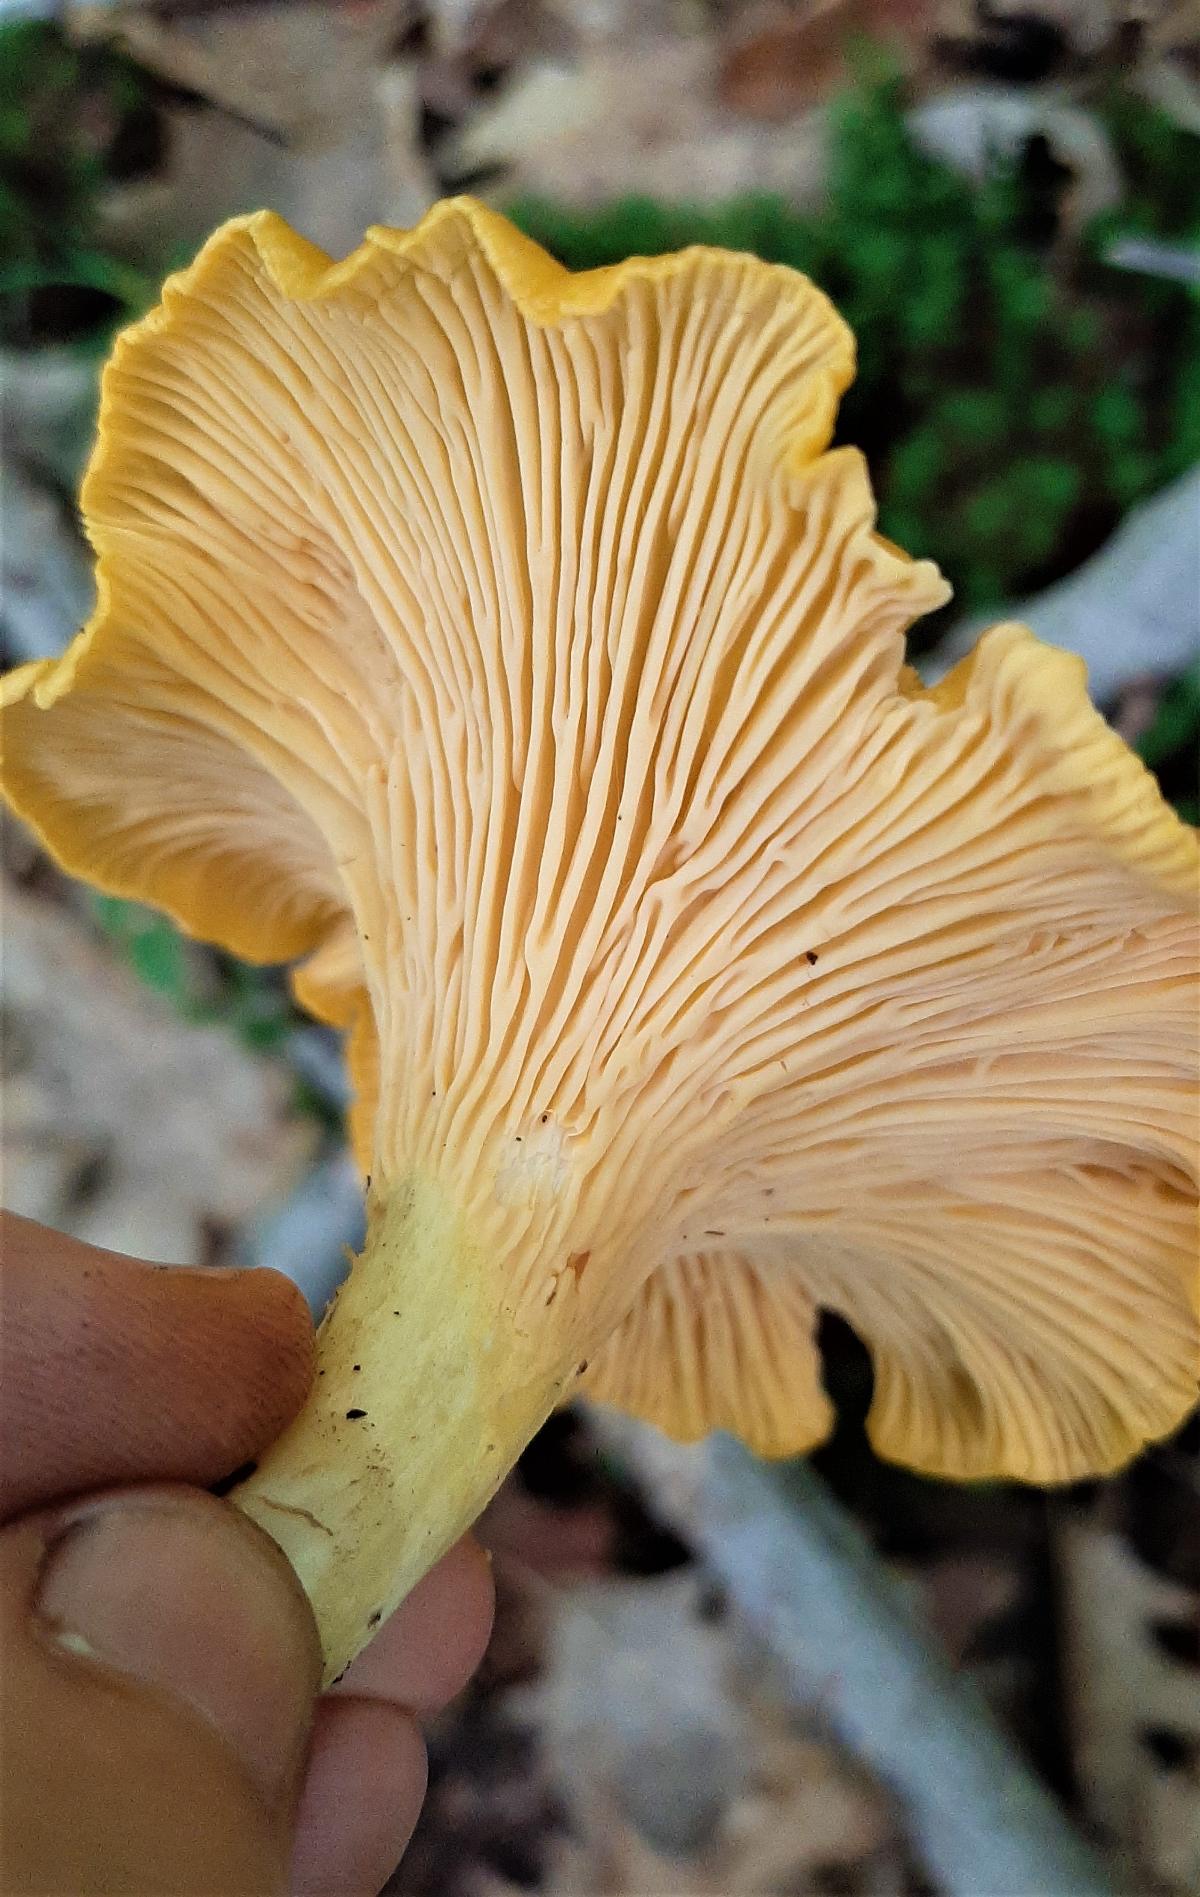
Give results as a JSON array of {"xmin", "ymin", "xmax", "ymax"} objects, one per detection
[{"xmin": 3, "ymin": 203, "xmax": 1197, "ymax": 1639}]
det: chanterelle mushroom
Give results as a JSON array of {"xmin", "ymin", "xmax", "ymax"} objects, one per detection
[{"xmin": 2, "ymin": 201, "xmax": 1197, "ymax": 1680}]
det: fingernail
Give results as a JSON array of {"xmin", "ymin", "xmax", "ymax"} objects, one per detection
[{"xmin": 34, "ymin": 1490, "xmax": 320, "ymax": 1807}]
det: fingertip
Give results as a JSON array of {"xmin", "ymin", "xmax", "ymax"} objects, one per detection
[
  {"xmin": 291, "ymin": 1697, "xmax": 427, "ymax": 1896},
  {"xmin": 332, "ymin": 1537, "xmax": 494, "ymax": 1714},
  {"xmin": 216, "ymin": 1266, "xmax": 316, "ymax": 1422},
  {"xmin": 0, "ymin": 1219, "xmax": 317, "ymax": 1514},
  {"xmin": 149, "ymin": 1261, "xmax": 315, "ymax": 1463},
  {"xmin": 32, "ymin": 1486, "xmax": 321, "ymax": 1807},
  {"xmin": 1, "ymin": 1486, "xmax": 321, "ymax": 1895},
  {"xmin": 233, "ymin": 1265, "xmax": 316, "ymax": 1346}
]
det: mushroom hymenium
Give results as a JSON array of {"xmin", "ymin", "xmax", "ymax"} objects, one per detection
[{"xmin": 3, "ymin": 202, "xmax": 1197, "ymax": 1680}]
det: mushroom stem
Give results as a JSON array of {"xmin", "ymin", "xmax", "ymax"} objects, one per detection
[{"xmin": 232, "ymin": 1174, "xmax": 569, "ymax": 1683}]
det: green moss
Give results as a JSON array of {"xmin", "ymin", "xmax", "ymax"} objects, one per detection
[
  {"xmin": 0, "ymin": 19, "xmax": 162, "ymax": 349},
  {"xmin": 88, "ymin": 893, "xmax": 300, "ymax": 1057},
  {"xmin": 509, "ymin": 70, "xmax": 1200, "ymax": 650}
]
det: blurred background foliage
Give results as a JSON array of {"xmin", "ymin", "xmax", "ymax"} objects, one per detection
[
  {"xmin": 4, "ymin": 18, "xmax": 1198, "ymax": 633},
  {"xmin": 0, "ymin": 17, "xmax": 165, "ymax": 347}
]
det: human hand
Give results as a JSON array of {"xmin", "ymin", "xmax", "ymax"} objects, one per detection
[{"xmin": 0, "ymin": 1211, "xmax": 494, "ymax": 1895}]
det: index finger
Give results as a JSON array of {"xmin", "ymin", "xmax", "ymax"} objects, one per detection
[{"xmin": 0, "ymin": 1212, "xmax": 314, "ymax": 1519}]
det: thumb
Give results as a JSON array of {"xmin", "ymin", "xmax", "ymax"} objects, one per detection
[{"xmin": 0, "ymin": 1485, "xmax": 322, "ymax": 1895}]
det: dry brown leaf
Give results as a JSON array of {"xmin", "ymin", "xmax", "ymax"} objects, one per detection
[
  {"xmin": 445, "ymin": 29, "xmax": 828, "ymax": 202},
  {"xmin": 69, "ymin": 0, "xmax": 414, "ymax": 141},
  {"xmin": 720, "ymin": 0, "xmax": 934, "ymax": 121},
  {"xmin": 1, "ymin": 868, "xmax": 312, "ymax": 1264},
  {"xmin": 75, "ymin": 1, "xmax": 436, "ymax": 259},
  {"xmin": 510, "ymin": 1570, "xmax": 900, "ymax": 1894},
  {"xmin": 1057, "ymin": 1516, "xmax": 1200, "ymax": 1895}
]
